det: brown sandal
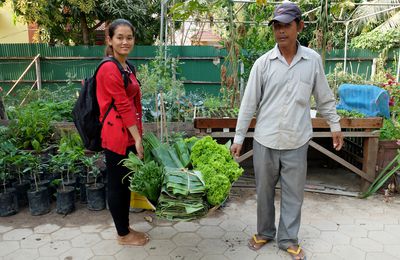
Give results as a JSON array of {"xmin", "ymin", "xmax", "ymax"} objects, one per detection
[
  {"xmin": 287, "ymin": 246, "xmax": 306, "ymax": 260},
  {"xmin": 248, "ymin": 234, "xmax": 269, "ymax": 251}
]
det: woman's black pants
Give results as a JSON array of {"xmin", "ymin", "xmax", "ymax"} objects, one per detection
[{"xmin": 104, "ymin": 147, "xmax": 135, "ymax": 236}]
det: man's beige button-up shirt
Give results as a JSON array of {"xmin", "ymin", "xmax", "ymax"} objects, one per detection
[{"xmin": 234, "ymin": 44, "xmax": 341, "ymax": 150}]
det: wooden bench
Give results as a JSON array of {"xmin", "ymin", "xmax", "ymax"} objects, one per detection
[{"xmin": 194, "ymin": 117, "xmax": 383, "ymax": 191}]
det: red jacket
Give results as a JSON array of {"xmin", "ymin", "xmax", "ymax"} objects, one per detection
[{"xmin": 96, "ymin": 61, "xmax": 143, "ymax": 155}]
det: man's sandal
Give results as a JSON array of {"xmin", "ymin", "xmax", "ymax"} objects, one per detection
[
  {"xmin": 248, "ymin": 234, "xmax": 269, "ymax": 251},
  {"xmin": 287, "ymin": 246, "xmax": 306, "ymax": 260}
]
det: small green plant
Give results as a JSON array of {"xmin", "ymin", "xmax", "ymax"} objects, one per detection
[
  {"xmin": 51, "ymin": 131, "xmax": 85, "ymax": 190},
  {"xmin": 360, "ymin": 149, "xmax": 400, "ymax": 198},
  {"xmin": 8, "ymin": 105, "xmax": 55, "ymax": 151},
  {"xmin": 0, "ymin": 153, "xmax": 9, "ymax": 193},
  {"xmin": 58, "ymin": 131, "xmax": 84, "ymax": 154},
  {"xmin": 137, "ymin": 50, "xmax": 186, "ymax": 125},
  {"xmin": 0, "ymin": 139, "xmax": 18, "ymax": 193},
  {"xmin": 380, "ymin": 119, "xmax": 400, "ymax": 141},
  {"xmin": 80, "ymin": 153, "xmax": 101, "ymax": 187},
  {"xmin": 337, "ymin": 109, "xmax": 365, "ymax": 118},
  {"xmin": 23, "ymin": 152, "xmax": 42, "ymax": 192}
]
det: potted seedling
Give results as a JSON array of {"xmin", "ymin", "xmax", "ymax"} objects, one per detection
[
  {"xmin": 79, "ymin": 154, "xmax": 99, "ymax": 204},
  {"xmin": 25, "ymin": 152, "xmax": 50, "ymax": 216},
  {"xmin": 51, "ymin": 151, "xmax": 76, "ymax": 215},
  {"xmin": 0, "ymin": 140, "xmax": 19, "ymax": 216},
  {"xmin": 83, "ymin": 154, "xmax": 105, "ymax": 210},
  {"xmin": 11, "ymin": 150, "xmax": 31, "ymax": 207}
]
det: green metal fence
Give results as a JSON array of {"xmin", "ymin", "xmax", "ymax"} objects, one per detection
[
  {"xmin": 0, "ymin": 44, "xmax": 398, "ymax": 96},
  {"xmin": 0, "ymin": 44, "xmax": 227, "ymax": 96}
]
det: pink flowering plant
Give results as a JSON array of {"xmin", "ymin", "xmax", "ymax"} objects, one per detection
[
  {"xmin": 379, "ymin": 73, "xmax": 400, "ymax": 141},
  {"xmin": 381, "ymin": 73, "xmax": 400, "ymax": 119}
]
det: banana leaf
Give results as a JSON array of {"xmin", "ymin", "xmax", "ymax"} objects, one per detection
[
  {"xmin": 143, "ymin": 132, "xmax": 162, "ymax": 163},
  {"xmin": 174, "ymin": 140, "xmax": 191, "ymax": 168},
  {"xmin": 167, "ymin": 147, "xmax": 184, "ymax": 169},
  {"xmin": 162, "ymin": 168, "xmax": 205, "ymax": 197},
  {"xmin": 156, "ymin": 194, "xmax": 208, "ymax": 221},
  {"xmin": 151, "ymin": 145, "xmax": 179, "ymax": 168}
]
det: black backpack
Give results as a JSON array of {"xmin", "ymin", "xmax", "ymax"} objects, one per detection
[{"xmin": 72, "ymin": 57, "xmax": 136, "ymax": 152}]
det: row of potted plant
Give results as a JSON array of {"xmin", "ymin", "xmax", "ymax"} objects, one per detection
[{"xmin": 0, "ymin": 129, "xmax": 107, "ymax": 217}]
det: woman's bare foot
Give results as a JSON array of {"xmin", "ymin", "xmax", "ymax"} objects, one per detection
[
  {"xmin": 129, "ymin": 227, "xmax": 150, "ymax": 239},
  {"xmin": 117, "ymin": 230, "xmax": 149, "ymax": 246}
]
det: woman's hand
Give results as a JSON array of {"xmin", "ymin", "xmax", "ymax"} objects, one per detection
[
  {"xmin": 135, "ymin": 138, "xmax": 144, "ymax": 159},
  {"xmin": 128, "ymin": 125, "xmax": 144, "ymax": 159}
]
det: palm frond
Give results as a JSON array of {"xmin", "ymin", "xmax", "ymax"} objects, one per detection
[
  {"xmin": 373, "ymin": 10, "xmax": 400, "ymax": 31},
  {"xmin": 350, "ymin": 0, "xmax": 400, "ymax": 34}
]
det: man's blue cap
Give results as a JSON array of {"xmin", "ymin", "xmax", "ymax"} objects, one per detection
[{"xmin": 268, "ymin": 2, "xmax": 302, "ymax": 26}]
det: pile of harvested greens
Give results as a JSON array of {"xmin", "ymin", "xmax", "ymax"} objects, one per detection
[{"xmin": 120, "ymin": 133, "xmax": 244, "ymax": 221}]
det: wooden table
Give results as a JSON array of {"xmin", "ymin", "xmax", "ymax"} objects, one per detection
[{"xmin": 194, "ymin": 117, "xmax": 383, "ymax": 191}]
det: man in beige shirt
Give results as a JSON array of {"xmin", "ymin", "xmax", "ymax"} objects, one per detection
[{"xmin": 230, "ymin": 2, "xmax": 343, "ymax": 259}]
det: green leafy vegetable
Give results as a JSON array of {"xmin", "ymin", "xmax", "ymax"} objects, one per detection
[
  {"xmin": 205, "ymin": 174, "xmax": 231, "ymax": 206},
  {"xmin": 191, "ymin": 136, "xmax": 243, "ymax": 183},
  {"xmin": 190, "ymin": 136, "xmax": 244, "ymax": 206},
  {"xmin": 120, "ymin": 152, "xmax": 164, "ymax": 204}
]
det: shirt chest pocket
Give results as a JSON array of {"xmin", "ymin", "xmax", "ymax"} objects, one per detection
[{"xmin": 295, "ymin": 81, "xmax": 313, "ymax": 107}]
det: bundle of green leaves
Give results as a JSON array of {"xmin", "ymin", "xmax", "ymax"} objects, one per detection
[
  {"xmin": 190, "ymin": 136, "xmax": 243, "ymax": 206},
  {"xmin": 120, "ymin": 152, "xmax": 164, "ymax": 205}
]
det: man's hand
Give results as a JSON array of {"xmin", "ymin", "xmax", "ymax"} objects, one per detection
[
  {"xmin": 230, "ymin": 143, "xmax": 243, "ymax": 158},
  {"xmin": 332, "ymin": 131, "xmax": 344, "ymax": 151}
]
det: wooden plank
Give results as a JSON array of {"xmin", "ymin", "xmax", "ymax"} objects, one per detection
[
  {"xmin": 210, "ymin": 132, "xmax": 252, "ymax": 138},
  {"xmin": 208, "ymin": 131, "xmax": 379, "ymax": 139},
  {"xmin": 194, "ymin": 117, "xmax": 256, "ymax": 129},
  {"xmin": 194, "ymin": 117, "xmax": 383, "ymax": 130},
  {"xmin": 236, "ymin": 150, "xmax": 253, "ymax": 163},
  {"xmin": 360, "ymin": 135, "xmax": 380, "ymax": 191},
  {"xmin": 312, "ymin": 117, "xmax": 383, "ymax": 129},
  {"xmin": 51, "ymin": 122, "xmax": 196, "ymax": 137},
  {"xmin": 309, "ymin": 140, "xmax": 374, "ymax": 182},
  {"xmin": 313, "ymin": 131, "xmax": 380, "ymax": 138}
]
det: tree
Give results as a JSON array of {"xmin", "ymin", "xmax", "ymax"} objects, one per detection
[
  {"xmin": 99, "ymin": 0, "xmax": 161, "ymax": 45},
  {"xmin": 8, "ymin": 0, "xmax": 161, "ymax": 45},
  {"xmin": 349, "ymin": 0, "xmax": 400, "ymax": 51}
]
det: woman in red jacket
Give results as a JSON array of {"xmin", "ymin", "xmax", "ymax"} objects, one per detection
[{"xmin": 96, "ymin": 19, "xmax": 148, "ymax": 246}]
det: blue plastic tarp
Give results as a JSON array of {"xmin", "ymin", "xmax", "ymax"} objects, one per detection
[{"xmin": 336, "ymin": 84, "xmax": 390, "ymax": 118}]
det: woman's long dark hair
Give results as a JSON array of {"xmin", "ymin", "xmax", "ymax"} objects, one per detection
[{"xmin": 105, "ymin": 19, "xmax": 135, "ymax": 56}]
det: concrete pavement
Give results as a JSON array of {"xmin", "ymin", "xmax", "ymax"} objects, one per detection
[{"xmin": 1, "ymin": 186, "xmax": 400, "ymax": 260}]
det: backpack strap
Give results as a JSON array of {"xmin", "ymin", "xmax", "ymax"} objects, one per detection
[
  {"xmin": 126, "ymin": 60, "xmax": 136, "ymax": 75},
  {"xmin": 95, "ymin": 57, "xmax": 131, "ymax": 125},
  {"xmin": 97, "ymin": 57, "xmax": 130, "ymax": 89},
  {"xmin": 126, "ymin": 59, "xmax": 141, "ymax": 86}
]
